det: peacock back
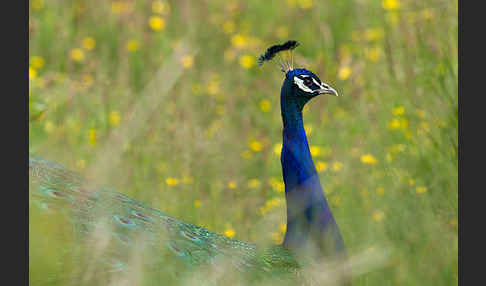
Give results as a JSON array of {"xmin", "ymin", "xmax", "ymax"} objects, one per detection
[{"xmin": 29, "ymin": 154, "xmax": 302, "ymax": 285}]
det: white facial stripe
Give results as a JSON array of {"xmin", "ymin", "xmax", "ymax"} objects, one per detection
[
  {"xmin": 294, "ymin": 76, "xmax": 314, "ymax": 93},
  {"xmin": 312, "ymin": 78, "xmax": 321, "ymax": 87}
]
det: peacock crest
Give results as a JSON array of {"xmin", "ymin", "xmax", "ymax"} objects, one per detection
[{"xmin": 258, "ymin": 40, "xmax": 299, "ymax": 72}]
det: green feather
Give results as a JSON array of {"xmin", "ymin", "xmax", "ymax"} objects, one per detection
[{"xmin": 29, "ymin": 154, "xmax": 302, "ymax": 280}]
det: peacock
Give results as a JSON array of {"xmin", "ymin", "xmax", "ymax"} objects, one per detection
[{"xmin": 29, "ymin": 41, "xmax": 350, "ymax": 285}]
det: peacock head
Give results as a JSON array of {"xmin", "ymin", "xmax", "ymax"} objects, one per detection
[
  {"xmin": 286, "ymin": 68, "xmax": 338, "ymax": 98},
  {"xmin": 258, "ymin": 40, "xmax": 339, "ymax": 103}
]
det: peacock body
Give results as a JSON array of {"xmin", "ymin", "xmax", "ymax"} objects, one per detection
[{"xmin": 30, "ymin": 41, "xmax": 349, "ymax": 285}]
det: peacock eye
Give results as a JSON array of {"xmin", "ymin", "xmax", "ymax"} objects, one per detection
[{"xmin": 293, "ymin": 76, "xmax": 315, "ymax": 93}]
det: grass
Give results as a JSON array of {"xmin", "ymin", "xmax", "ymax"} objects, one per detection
[{"xmin": 29, "ymin": 0, "xmax": 457, "ymax": 285}]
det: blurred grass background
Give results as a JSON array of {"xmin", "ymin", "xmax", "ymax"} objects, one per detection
[{"xmin": 29, "ymin": 0, "xmax": 457, "ymax": 285}]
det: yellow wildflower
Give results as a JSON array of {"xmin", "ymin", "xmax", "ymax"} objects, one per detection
[
  {"xmin": 194, "ymin": 200, "xmax": 202, "ymax": 208},
  {"xmin": 297, "ymin": 0, "xmax": 314, "ymax": 9},
  {"xmin": 239, "ymin": 55, "xmax": 256, "ymax": 69},
  {"xmin": 377, "ymin": 187, "xmax": 385, "ymax": 196},
  {"xmin": 268, "ymin": 178, "xmax": 278, "ymax": 186},
  {"xmin": 388, "ymin": 118, "xmax": 401, "ymax": 130},
  {"xmin": 273, "ymin": 143, "xmax": 282, "ymax": 156},
  {"xmin": 415, "ymin": 186, "xmax": 427, "ymax": 194},
  {"xmin": 316, "ymin": 161, "xmax": 328, "ymax": 172},
  {"xmin": 408, "ymin": 179, "xmax": 415, "ymax": 186},
  {"xmin": 224, "ymin": 228, "xmax": 235, "ymax": 238},
  {"xmin": 181, "ymin": 55, "xmax": 194, "ymax": 69},
  {"xmin": 259, "ymin": 99, "xmax": 271, "ymax": 112},
  {"xmin": 88, "ymin": 129, "xmax": 97, "ymax": 146},
  {"xmin": 249, "ymin": 140, "xmax": 263, "ymax": 152},
  {"xmin": 231, "ymin": 34, "xmax": 249, "ymax": 49},
  {"xmin": 382, "ymin": 0, "xmax": 400, "ymax": 11},
  {"xmin": 338, "ymin": 66, "xmax": 351, "ymax": 80},
  {"xmin": 70, "ymin": 48, "xmax": 85, "ymax": 62},
  {"xmin": 165, "ymin": 177, "xmax": 180, "ymax": 186},
  {"xmin": 310, "ymin": 146, "xmax": 322, "ymax": 157},
  {"xmin": 207, "ymin": 80, "xmax": 220, "ymax": 95},
  {"xmin": 29, "ymin": 67, "xmax": 37, "ymax": 80},
  {"xmin": 228, "ymin": 181, "xmax": 237, "ymax": 189},
  {"xmin": 332, "ymin": 161, "xmax": 343, "ymax": 172},
  {"xmin": 274, "ymin": 182, "xmax": 285, "ymax": 193},
  {"xmin": 280, "ymin": 223, "xmax": 287, "ymax": 233},
  {"xmin": 365, "ymin": 47, "xmax": 381, "ymax": 62},
  {"xmin": 393, "ymin": 106, "xmax": 405, "ymax": 116},
  {"xmin": 82, "ymin": 37, "xmax": 96, "ymax": 51},
  {"xmin": 108, "ymin": 111, "xmax": 121, "ymax": 127},
  {"xmin": 263, "ymin": 198, "xmax": 284, "ymax": 211},
  {"xmin": 31, "ymin": 56, "xmax": 45, "ymax": 69},
  {"xmin": 268, "ymin": 178, "xmax": 285, "ymax": 193},
  {"xmin": 149, "ymin": 16, "xmax": 165, "ymax": 31},
  {"xmin": 361, "ymin": 154, "xmax": 378, "ymax": 165},
  {"xmin": 222, "ymin": 21, "xmax": 235, "ymax": 34},
  {"xmin": 126, "ymin": 40, "xmax": 140, "ymax": 52},
  {"xmin": 421, "ymin": 8, "xmax": 434, "ymax": 21},
  {"xmin": 372, "ymin": 210, "xmax": 385, "ymax": 222},
  {"xmin": 248, "ymin": 179, "xmax": 261, "ymax": 189}
]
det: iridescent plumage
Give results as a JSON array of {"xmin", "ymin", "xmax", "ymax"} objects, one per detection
[{"xmin": 29, "ymin": 155, "xmax": 300, "ymax": 276}]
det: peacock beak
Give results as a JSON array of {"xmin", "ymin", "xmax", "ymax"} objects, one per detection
[{"xmin": 317, "ymin": 86, "xmax": 339, "ymax": 96}]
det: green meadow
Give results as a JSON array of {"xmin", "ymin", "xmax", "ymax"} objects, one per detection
[{"xmin": 29, "ymin": 0, "xmax": 457, "ymax": 285}]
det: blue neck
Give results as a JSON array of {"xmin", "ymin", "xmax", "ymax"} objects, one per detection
[{"xmin": 279, "ymin": 78, "xmax": 345, "ymax": 258}]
